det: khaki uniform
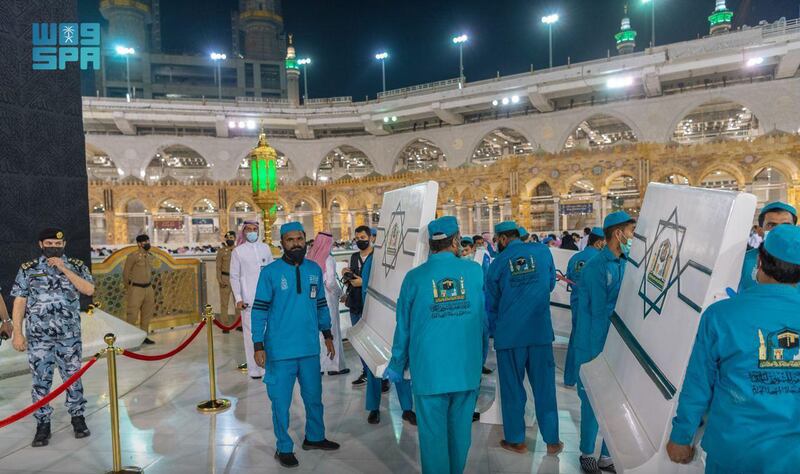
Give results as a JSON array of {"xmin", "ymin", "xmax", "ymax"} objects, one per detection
[
  {"xmin": 216, "ymin": 244, "xmax": 239, "ymax": 325},
  {"xmin": 122, "ymin": 248, "xmax": 154, "ymax": 332}
]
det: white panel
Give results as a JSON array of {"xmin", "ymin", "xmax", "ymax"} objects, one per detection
[
  {"xmin": 551, "ymin": 247, "xmax": 576, "ymax": 338},
  {"xmin": 581, "ymin": 183, "xmax": 756, "ymax": 473},
  {"xmin": 348, "ymin": 181, "xmax": 439, "ymax": 376}
]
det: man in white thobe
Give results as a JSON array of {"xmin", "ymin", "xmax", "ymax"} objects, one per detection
[
  {"xmin": 321, "ymin": 254, "xmax": 348, "ymax": 374},
  {"xmin": 230, "ymin": 220, "xmax": 274, "ymax": 379}
]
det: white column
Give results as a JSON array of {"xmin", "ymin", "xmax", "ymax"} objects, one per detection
[
  {"xmin": 552, "ymin": 198, "xmax": 560, "ymax": 233},
  {"xmin": 488, "ymin": 204, "xmax": 495, "ymax": 231}
]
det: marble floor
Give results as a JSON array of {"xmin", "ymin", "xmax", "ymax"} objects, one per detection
[{"xmin": 0, "ymin": 326, "xmax": 594, "ymax": 473}]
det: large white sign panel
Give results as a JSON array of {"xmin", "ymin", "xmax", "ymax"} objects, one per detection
[
  {"xmin": 348, "ymin": 181, "xmax": 439, "ymax": 376},
  {"xmin": 581, "ymin": 183, "xmax": 756, "ymax": 473}
]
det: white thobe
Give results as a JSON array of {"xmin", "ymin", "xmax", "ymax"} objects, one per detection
[
  {"xmin": 578, "ymin": 234, "xmax": 589, "ymax": 251},
  {"xmin": 230, "ymin": 241, "xmax": 274, "ymax": 377},
  {"xmin": 320, "ymin": 255, "xmax": 347, "ymax": 372}
]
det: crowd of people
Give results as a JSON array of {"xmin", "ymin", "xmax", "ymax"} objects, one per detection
[{"xmin": 4, "ymin": 199, "xmax": 798, "ymax": 473}]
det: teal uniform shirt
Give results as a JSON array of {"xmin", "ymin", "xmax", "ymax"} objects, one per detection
[
  {"xmin": 361, "ymin": 254, "xmax": 372, "ymax": 302},
  {"xmin": 573, "ymin": 247, "xmax": 626, "ymax": 367},
  {"xmin": 486, "ymin": 239, "xmax": 556, "ymax": 350},
  {"xmin": 738, "ymin": 247, "xmax": 759, "ymax": 292},
  {"xmin": 251, "ymin": 258, "xmax": 331, "ymax": 361},
  {"xmin": 670, "ymin": 284, "xmax": 800, "ymax": 472},
  {"xmin": 388, "ymin": 252, "xmax": 485, "ymax": 396},
  {"xmin": 566, "ymin": 247, "xmax": 600, "ymax": 308}
]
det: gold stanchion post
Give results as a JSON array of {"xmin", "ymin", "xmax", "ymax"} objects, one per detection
[
  {"xmin": 197, "ymin": 305, "xmax": 231, "ymax": 413},
  {"xmin": 103, "ymin": 333, "xmax": 143, "ymax": 474}
]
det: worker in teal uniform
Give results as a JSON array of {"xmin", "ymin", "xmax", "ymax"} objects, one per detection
[
  {"xmin": 518, "ymin": 227, "xmax": 530, "ymax": 242},
  {"xmin": 573, "ymin": 211, "xmax": 635, "ymax": 474},
  {"xmin": 667, "ymin": 224, "xmax": 800, "ymax": 473},
  {"xmin": 485, "ymin": 220, "xmax": 563, "ymax": 455},
  {"xmin": 385, "ymin": 216, "xmax": 485, "ymax": 474},
  {"xmin": 251, "ymin": 222, "xmax": 340, "ymax": 468},
  {"xmin": 563, "ymin": 226, "xmax": 605, "ymax": 387},
  {"xmin": 738, "ymin": 201, "xmax": 796, "ymax": 292},
  {"xmin": 360, "ymin": 250, "xmax": 416, "ymax": 426}
]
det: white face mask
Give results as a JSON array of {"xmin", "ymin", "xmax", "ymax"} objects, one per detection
[{"xmin": 245, "ymin": 232, "xmax": 258, "ymax": 243}]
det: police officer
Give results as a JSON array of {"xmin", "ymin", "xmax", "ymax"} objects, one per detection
[
  {"xmin": 574, "ymin": 211, "xmax": 635, "ymax": 474},
  {"xmin": 122, "ymin": 234, "xmax": 155, "ymax": 344},
  {"xmin": 667, "ymin": 225, "xmax": 800, "ymax": 473},
  {"xmin": 385, "ymin": 216, "xmax": 485, "ymax": 474},
  {"xmin": 10, "ymin": 228, "xmax": 95, "ymax": 447},
  {"xmin": 564, "ymin": 227, "xmax": 605, "ymax": 387},
  {"xmin": 216, "ymin": 231, "xmax": 238, "ymax": 333},
  {"xmin": 360, "ymin": 245, "xmax": 415, "ymax": 426},
  {"xmin": 739, "ymin": 201, "xmax": 796, "ymax": 292},
  {"xmin": 486, "ymin": 220, "xmax": 562, "ymax": 455},
  {"xmin": 251, "ymin": 222, "xmax": 340, "ymax": 468}
]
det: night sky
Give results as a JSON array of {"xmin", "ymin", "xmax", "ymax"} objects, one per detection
[{"xmin": 79, "ymin": 0, "xmax": 799, "ymax": 100}]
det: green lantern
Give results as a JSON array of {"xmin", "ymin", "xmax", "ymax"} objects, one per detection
[{"xmin": 248, "ymin": 132, "xmax": 280, "ymax": 247}]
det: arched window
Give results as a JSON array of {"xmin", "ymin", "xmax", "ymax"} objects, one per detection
[
  {"xmin": 317, "ymin": 146, "xmax": 374, "ymax": 182},
  {"xmin": 394, "ymin": 139, "xmax": 446, "ymax": 173},
  {"xmin": 700, "ymin": 170, "xmax": 739, "ymax": 191},
  {"xmin": 752, "ymin": 167, "xmax": 788, "ymax": 208},
  {"xmin": 86, "ymin": 146, "xmax": 123, "ymax": 181},
  {"xmin": 146, "ymin": 145, "xmax": 209, "ymax": 183},
  {"xmin": 471, "ymin": 128, "xmax": 534, "ymax": 166},
  {"xmin": 531, "ymin": 182, "xmax": 556, "ymax": 233},
  {"xmin": 564, "ymin": 115, "xmax": 637, "ymax": 151},
  {"xmin": 673, "ymin": 100, "xmax": 760, "ymax": 144}
]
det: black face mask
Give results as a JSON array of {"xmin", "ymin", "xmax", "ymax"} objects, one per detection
[
  {"xmin": 497, "ymin": 241, "xmax": 506, "ymax": 253},
  {"xmin": 356, "ymin": 240, "xmax": 370, "ymax": 251},
  {"xmin": 142, "ymin": 243, "xmax": 151, "ymax": 251},
  {"xmin": 225, "ymin": 239, "xmax": 235, "ymax": 247},
  {"xmin": 42, "ymin": 247, "xmax": 64, "ymax": 258},
  {"xmin": 285, "ymin": 246, "xmax": 307, "ymax": 263}
]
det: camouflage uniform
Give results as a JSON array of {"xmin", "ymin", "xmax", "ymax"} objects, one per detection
[{"xmin": 11, "ymin": 256, "xmax": 93, "ymax": 423}]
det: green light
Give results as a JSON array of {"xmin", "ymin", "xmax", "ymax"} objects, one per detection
[
  {"xmin": 708, "ymin": 11, "xmax": 733, "ymax": 26},
  {"xmin": 615, "ymin": 30, "xmax": 637, "ymax": 44},
  {"xmin": 257, "ymin": 159, "xmax": 267, "ymax": 192},
  {"xmin": 285, "ymin": 58, "xmax": 298, "ymax": 70},
  {"xmin": 250, "ymin": 161, "xmax": 258, "ymax": 193},
  {"xmin": 269, "ymin": 204, "xmax": 277, "ymax": 216},
  {"xmin": 267, "ymin": 159, "xmax": 277, "ymax": 192}
]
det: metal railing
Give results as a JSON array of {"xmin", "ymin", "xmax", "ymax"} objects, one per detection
[
  {"xmin": 377, "ymin": 78, "xmax": 461, "ymax": 100},
  {"xmin": 305, "ymin": 96, "xmax": 353, "ymax": 105},
  {"xmin": 760, "ymin": 18, "xmax": 800, "ymax": 38},
  {"xmin": 235, "ymin": 96, "xmax": 291, "ymax": 105}
]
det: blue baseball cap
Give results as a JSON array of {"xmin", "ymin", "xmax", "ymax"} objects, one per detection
[
  {"xmin": 764, "ymin": 224, "xmax": 800, "ymax": 265},
  {"xmin": 591, "ymin": 227, "xmax": 604, "ymax": 238},
  {"xmin": 370, "ymin": 227, "xmax": 377, "ymax": 236},
  {"xmin": 428, "ymin": 216, "xmax": 459, "ymax": 241},
  {"xmin": 603, "ymin": 211, "xmax": 635, "ymax": 230},
  {"xmin": 759, "ymin": 201, "xmax": 797, "ymax": 218},
  {"xmin": 518, "ymin": 227, "xmax": 529, "ymax": 239},
  {"xmin": 495, "ymin": 221, "xmax": 518, "ymax": 234},
  {"xmin": 461, "ymin": 236, "xmax": 474, "ymax": 245},
  {"xmin": 280, "ymin": 222, "xmax": 304, "ymax": 236}
]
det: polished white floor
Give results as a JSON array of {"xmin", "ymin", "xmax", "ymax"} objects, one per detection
[{"xmin": 0, "ymin": 326, "xmax": 593, "ymax": 473}]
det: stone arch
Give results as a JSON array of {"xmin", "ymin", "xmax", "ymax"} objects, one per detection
[
  {"xmin": 603, "ymin": 170, "xmax": 639, "ymax": 193},
  {"xmin": 558, "ymin": 110, "xmax": 642, "ymax": 152},
  {"xmin": 561, "ymin": 174, "xmax": 597, "ymax": 197},
  {"xmin": 750, "ymin": 157, "xmax": 799, "ymax": 184},
  {"xmin": 327, "ymin": 192, "xmax": 350, "ymax": 211},
  {"xmin": 144, "ymin": 144, "xmax": 210, "ymax": 183},
  {"xmin": 697, "ymin": 163, "xmax": 746, "ymax": 190},
  {"xmin": 655, "ymin": 166, "xmax": 695, "ymax": 186},
  {"xmin": 467, "ymin": 126, "xmax": 535, "ymax": 166},
  {"xmin": 393, "ymin": 137, "xmax": 448, "ymax": 173},
  {"xmin": 191, "ymin": 197, "xmax": 218, "ymax": 214},
  {"xmin": 666, "ymin": 96, "xmax": 766, "ymax": 144},
  {"xmin": 316, "ymin": 145, "xmax": 376, "ymax": 183},
  {"xmin": 523, "ymin": 177, "xmax": 554, "ymax": 199},
  {"xmin": 157, "ymin": 198, "xmax": 186, "ymax": 214},
  {"xmin": 85, "ymin": 143, "xmax": 123, "ymax": 180}
]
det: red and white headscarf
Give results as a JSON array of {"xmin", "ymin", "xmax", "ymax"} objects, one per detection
[
  {"xmin": 307, "ymin": 232, "xmax": 333, "ymax": 273},
  {"xmin": 235, "ymin": 220, "xmax": 260, "ymax": 246}
]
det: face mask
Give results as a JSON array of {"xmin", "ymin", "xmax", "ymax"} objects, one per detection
[
  {"xmin": 42, "ymin": 247, "xmax": 64, "ymax": 258},
  {"xmin": 356, "ymin": 240, "xmax": 370, "ymax": 251},
  {"xmin": 225, "ymin": 239, "xmax": 235, "ymax": 247},
  {"xmin": 497, "ymin": 241, "xmax": 506, "ymax": 253},
  {"xmin": 142, "ymin": 243, "xmax": 151, "ymax": 251},
  {"xmin": 619, "ymin": 236, "xmax": 632, "ymax": 255},
  {"xmin": 246, "ymin": 232, "xmax": 258, "ymax": 243},
  {"xmin": 762, "ymin": 230, "xmax": 770, "ymax": 241},
  {"xmin": 285, "ymin": 246, "xmax": 307, "ymax": 263}
]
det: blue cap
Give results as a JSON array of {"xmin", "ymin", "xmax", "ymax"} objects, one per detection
[
  {"xmin": 495, "ymin": 221, "xmax": 518, "ymax": 234},
  {"xmin": 603, "ymin": 211, "xmax": 635, "ymax": 230},
  {"xmin": 591, "ymin": 227, "xmax": 605, "ymax": 238},
  {"xmin": 759, "ymin": 201, "xmax": 797, "ymax": 218},
  {"xmin": 518, "ymin": 227, "xmax": 529, "ymax": 239},
  {"xmin": 428, "ymin": 216, "xmax": 459, "ymax": 241},
  {"xmin": 461, "ymin": 236, "xmax": 474, "ymax": 245},
  {"xmin": 542, "ymin": 236, "xmax": 554, "ymax": 245},
  {"xmin": 764, "ymin": 224, "xmax": 800, "ymax": 265},
  {"xmin": 370, "ymin": 227, "xmax": 377, "ymax": 236},
  {"xmin": 280, "ymin": 222, "xmax": 304, "ymax": 236}
]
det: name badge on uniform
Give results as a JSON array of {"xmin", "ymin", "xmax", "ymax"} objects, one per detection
[
  {"xmin": 309, "ymin": 284, "xmax": 318, "ymax": 299},
  {"xmin": 261, "ymin": 258, "xmax": 267, "ymax": 268}
]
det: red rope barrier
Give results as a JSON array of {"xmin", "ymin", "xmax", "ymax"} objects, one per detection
[
  {"xmin": 213, "ymin": 315, "xmax": 241, "ymax": 332},
  {"xmin": 121, "ymin": 321, "xmax": 206, "ymax": 361},
  {"xmin": 0, "ymin": 356, "xmax": 100, "ymax": 429}
]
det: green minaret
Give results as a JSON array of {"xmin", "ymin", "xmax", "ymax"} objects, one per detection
[
  {"xmin": 709, "ymin": 0, "xmax": 733, "ymax": 36},
  {"xmin": 615, "ymin": 5, "xmax": 637, "ymax": 55}
]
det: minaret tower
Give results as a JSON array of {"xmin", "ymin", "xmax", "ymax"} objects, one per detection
[
  {"xmin": 615, "ymin": 5, "xmax": 637, "ymax": 55},
  {"xmin": 285, "ymin": 34, "xmax": 300, "ymax": 106},
  {"xmin": 708, "ymin": 0, "xmax": 733, "ymax": 36}
]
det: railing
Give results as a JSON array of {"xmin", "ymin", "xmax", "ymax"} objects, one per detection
[
  {"xmin": 760, "ymin": 17, "xmax": 800, "ymax": 38},
  {"xmin": 305, "ymin": 96, "xmax": 352, "ymax": 105},
  {"xmin": 377, "ymin": 78, "xmax": 461, "ymax": 100},
  {"xmin": 235, "ymin": 96, "xmax": 291, "ymax": 105}
]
